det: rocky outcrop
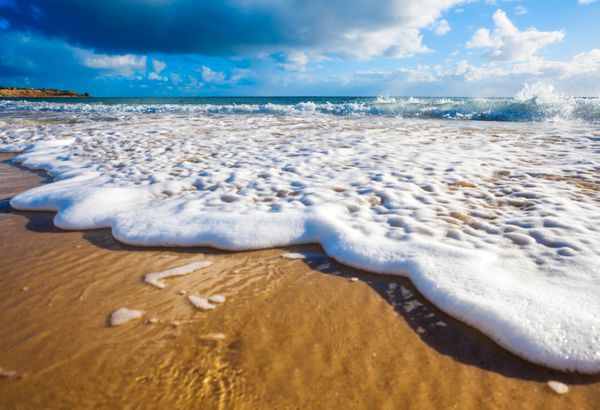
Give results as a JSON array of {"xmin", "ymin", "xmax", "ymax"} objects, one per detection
[{"xmin": 0, "ymin": 87, "xmax": 90, "ymax": 98}]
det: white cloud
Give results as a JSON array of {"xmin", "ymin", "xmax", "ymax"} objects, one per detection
[
  {"xmin": 185, "ymin": 74, "xmax": 202, "ymax": 89},
  {"xmin": 562, "ymin": 49, "xmax": 600, "ymax": 77},
  {"xmin": 334, "ymin": 47, "xmax": 600, "ymax": 96},
  {"xmin": 76, "ymin": 49, "xmax": 147, "ymax": 77},
  {"xmin": 433, "ymin": 19, "xmax": 451, "ymax": 35},
  {"xmin": 281, "ymin": 52, "xmax": 309, "ymax": 71},
  {"xmin": 261, "ymin": 0, "xmax": 467, "ymax": 61},
  {"xmin": 578, "ymin": 0, "xmax": 596, "ymax": 4},
  {"xmin": 468, "ymin": 29, "xmax": 494, "ymax": 48},
  {"xmin": 152, "ymin": 59, "xmax": 167, "ymax": 74},
  {"xmin": 147, "ymin": 71, "xmax": 167, "ymax": 81},
  {"xmin": 514, "ymin": 5, "xmax": 527, "ymax": 15},
  {"xmin": 183, "ymin": 66, "xmax": 251, "ymax": 88},
  {"xmin": 230, "ymin": 68, "xmax": 251, "ymax": 82},
  {"xmin": 467, "ymin": 9, "xmax": 564, "ymax": 62},
  {"xmin": 170, "ymin": 73, "xmax": 182, "ymax": 85},
  {"xmin": 147, "ymin": 58, "xmax": 168, "ymax": 81},
  {"xmin": 341, "ymin": 27, "xmax": 428, "ymax": 60},
  {"xmin": 398, "ymin": 64, "xmax": 440, "ymax": 82},
  {"xmin": 446, "ymin": 49, "xmax": 600, "ymax": 83},
  {"xmin": 199, "ymin": 65, "xmax": 226, "ymax": 84}
]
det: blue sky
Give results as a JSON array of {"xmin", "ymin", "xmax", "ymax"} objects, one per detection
[{"xmin": 0, "ymin": 0, "xmax": 599, "ymax": 97}]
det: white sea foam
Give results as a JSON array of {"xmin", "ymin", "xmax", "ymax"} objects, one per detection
[
  {"xmin": 547, "ymin": 381, "xmax": 569, "ymax": 394},
  {"xmin": 188, "ymin": 295, "xmax": 216, "ymax": 310},
  {"xmin": 2, "ymin": 108, "xmax": 600, "ymax": 372},
  {"xmin": 208, "ymin": 295, "xmax": 226, "ymax": 304},
  {"xmin": 203, "ymin": 332, "xmax": 226, "ymax": 340},
  {"xmin": 282, "ymin": 252, "xmax": 308, "ymax": 259},
  {"xmin": 144, "ymin": 260, "xmax": 214, "ymax": 288},
  {"xmin": 110, "ymin": 308, "xmax": 142, "ymax": 326},
  {"xmin": 282, "ymin": 252, "xmax": 327, "ymax": 259}
]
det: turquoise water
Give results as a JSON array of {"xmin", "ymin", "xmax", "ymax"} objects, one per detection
[{"xmin": 1, "ymin": 96, "xmax": 600, "ymax": 122}]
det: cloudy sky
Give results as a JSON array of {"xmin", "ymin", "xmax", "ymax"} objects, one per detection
[{"xmin": 0, "ymin": 0, "xmax": 599, "ymax": 96}]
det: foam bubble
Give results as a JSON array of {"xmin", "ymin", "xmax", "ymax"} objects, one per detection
[
  {"xmin": 282, "ymin": 252, "xmax": 327, "ymax": 260},
  {"xmin": 208, "ymin": 295, "xmax": 226, "ymax": 304},
  {"xmin": 547, "ymin": 381, "xmax": 569, "ymax": 395},
  {"xmin": 110, "ymin": 308, "xmax": 142, "ymax": 326},
  {"xmin": 188, "ymin": 295, "xmax": 216, "ymax": 310},
  {"xmin": 144, "ymin": 260, "xmax": 214, "ymax": 288},
  {"xmin": 282, "ymin": 252, "xmax": 307, "ymax": 259}
]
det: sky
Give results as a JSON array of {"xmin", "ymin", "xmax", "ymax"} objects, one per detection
[{"xmin": 0, "ymin": 0, "xmax": 599, "ymax": 97}]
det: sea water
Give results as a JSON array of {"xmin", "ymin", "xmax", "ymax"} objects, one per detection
[{"xmin": 1, "ymin": 94, "xmax": 599, "ymax": 372}]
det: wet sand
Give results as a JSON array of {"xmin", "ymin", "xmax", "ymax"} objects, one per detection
[{"xmin": 0, "ymin": 153, "xmax": 599, "ymax": 409}]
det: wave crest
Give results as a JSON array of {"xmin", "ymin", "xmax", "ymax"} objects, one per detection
[{"xmin": 1, "ymin": 95, "xmax": 599, "ymax": 123}]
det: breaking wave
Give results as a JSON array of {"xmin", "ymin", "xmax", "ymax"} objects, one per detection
[{"xmin": 1, "ymin": 94, "xmax": 599, "ymax": 123}]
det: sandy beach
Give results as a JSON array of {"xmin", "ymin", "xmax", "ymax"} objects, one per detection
[
  {"xmin": 1, "ymin": 153, "xmax": 599, "ymax": 409},
  {"xmin": 2, "ymin": 0, "xmax": 600, "ymax": 406}
]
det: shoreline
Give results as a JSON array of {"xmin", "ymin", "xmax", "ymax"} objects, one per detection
[
  {"xmin": 7, "ymin": 143, "xmax": 600, "ymax": 375},
  {"xmin": 1, "ymin": 153, "xmax": 599, "ymax": 408}
]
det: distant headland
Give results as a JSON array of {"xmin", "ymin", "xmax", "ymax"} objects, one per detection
[{"xmin": 0, "ymin": 87, "xmax": 90, "ymax": 98}]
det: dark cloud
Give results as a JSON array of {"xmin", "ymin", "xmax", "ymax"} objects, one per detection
[
  {"xmin": 0, "ymin": 30, "xmax": 95, "ymax": 79},
  {"xmin": 2, "ymin": 1, "xmax": 289, "ymax": 55},
  {"xmin": 1, "ymin": 0, "xmax": 463, "ymax": 58}
]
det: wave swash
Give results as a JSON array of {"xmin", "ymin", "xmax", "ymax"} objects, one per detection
[{"xmin": 1, "ymin": 93, "xmax": 600, "ymax": 373}]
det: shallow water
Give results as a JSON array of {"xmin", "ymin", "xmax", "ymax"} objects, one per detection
[
  {"xmin": 1, "ymin": 100, "xmax": 599, "ymax": 372},
  {"xmin": 1, "ymin": 154, "xmax": 600, "ymax": 409}
]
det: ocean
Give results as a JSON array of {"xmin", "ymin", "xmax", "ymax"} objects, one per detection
[
  {"xmin": 1, "ymin": 95, "xmax": 599, "ymax": 373},
  {"xmin": 1, "ymin": 95, "xmax": 599, "ymax": 122}
]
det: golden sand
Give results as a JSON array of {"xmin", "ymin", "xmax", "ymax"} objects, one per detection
[{"xmin": 0, "ymin": 154, "xmax": 599, "ymax": 409}]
